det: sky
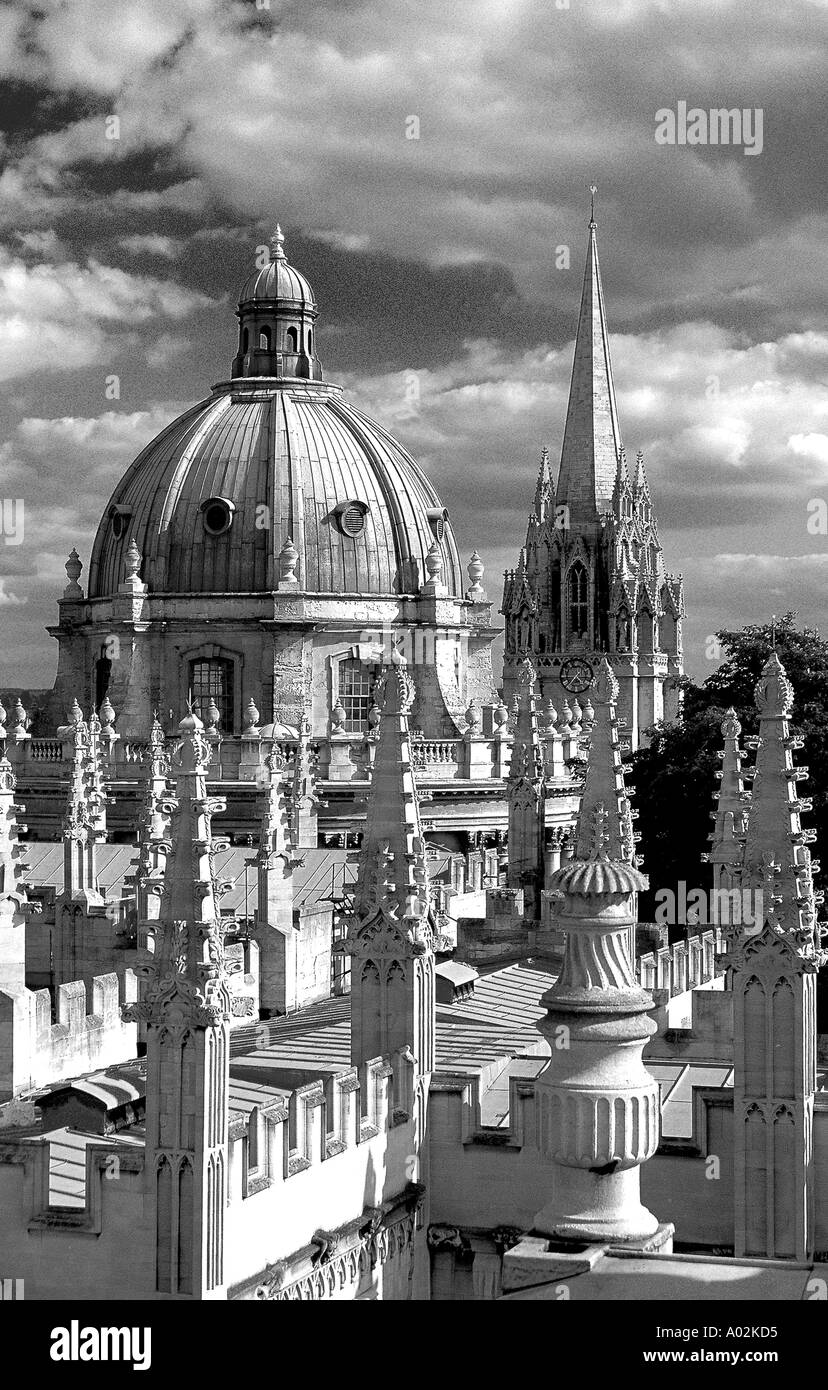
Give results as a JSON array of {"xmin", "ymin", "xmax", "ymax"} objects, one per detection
[{"xmin": 1, "ymin": 0, "xmax": 828, "ymax": 689}]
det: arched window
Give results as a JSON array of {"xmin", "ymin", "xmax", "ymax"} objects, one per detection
[
  {"xmin": 337, "ymin": 658, "xmax": 377, "ymax": 733},
  {"xmin": 307, "ymin": 328, "xmax": 313, "ymax": 353},
  {"xmin": 567, "ymin": 563, "xmax": 588, "ymax": 637},
  {"xmin": 242, "ymin": 327, "xmax": 249, "ymax": 353},
  {"xmin": 286, "ymin": 326, "xmax": 298, "ymax": 352},
  {"xmin": 189, "ymin": 658, "xmax": 234, "ymax": 732},
  {"xmin": 258, "ymin": 327, "xmax": 271, "ymax": 351}
]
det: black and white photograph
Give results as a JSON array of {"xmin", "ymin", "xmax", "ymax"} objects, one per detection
[{"xmin": 0, "ymin": 0, "xmax": 826, "ymax": 1349}]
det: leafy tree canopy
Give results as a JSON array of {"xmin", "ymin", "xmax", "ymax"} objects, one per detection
[{"xmin": 630, "ymin": 613, "xmax": 828, "ymax": 927}]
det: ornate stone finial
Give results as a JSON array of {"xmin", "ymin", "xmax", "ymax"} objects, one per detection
[
  {"xmin": 0, "ymin": 698, "xmax": 6, "ymax": 739},
  {"xmin": 270, "ymin": 224, "xmax": 286, "ymax": 261},
  {"xmin": 68, "ymin": 697, "xmax": 83, "ymax": 726},
  {"xmin": 125, "ymin": 537, "xmax": 142, "ymax": 579},
  {"xmin": 64, "ymin": 547, "xmax": 83, "ymax": 597},
  {"xmin": 465, "ymin": 698, "xmax": 482, "ymax": 734},
  {"xmin": 542, "ymin": 696, "xmax": 558, "ymax": 736},
  {"xmin": 149, "ymin": 712, "xmax": 165, "ymax": 751},
  {"xmin": 466, "ymin": 549, "xmax": 485, "ymax": 600},
  {"xmin": 204, "ymin": 698, "xmax": 221, "ymax": 735},
  {"xmin": 517, "ymin": 655, "xmax": 537, "ymax": 691},
  {"xmin": 99, "ymin": 692, "xmax": 116, "ymax": 734},
  {"xmin": 721, "ymin": 706, "xmax": 741, "ymax": 740},
  {"xmin": 278, "ymin": 536, "xmax": 299, "ymax": 586},
  {"xmin": 423, "ymin": 540, "xmax": 443, "ymax": 591},
  {"xmin": 179, "ymin": 699, "xmax": 205, "ymax": 736},
  {"xmin": 589, "ymin": 182, "xmax": 597, "ymax": 225},
  {"xmin": 594, "ymin": 655, "xmax": 619, "ymax": 705},
  {"xmin": 375, "ymin": 663, "xmax": 415, "ymax": 717},
  {"xmin": 367, "ymin": 699, "xmax": 381, "ymax": 734},
  {"xmin": 12, "ymin": 699, "xmax": 27, "ymax": 733},
  {"xmin": 331, "ymin": 697, "xmax": 346, "ymax": 734},
  {"xmin": 243, "ymin": 697, "xmax": 261, "ymax": 734},
  {"xmin": 754, "ymin": 649, "xmax": 793, "ymax": 718},
  {"xmin": 494, "ymin": 699, "xmax": 509, "ymax": 732},
  {"xmin": 581, "ymin": 693, "xmax": 595, "ymax": 728}
]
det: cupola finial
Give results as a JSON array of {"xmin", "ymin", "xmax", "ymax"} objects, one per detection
[
  {"xmin": 270, "ymin": 224, "xmax": 286, "ymax": 261},
  {"xmin": 589, "ymin": 182, "xmax": 597, "ymax": 227}
]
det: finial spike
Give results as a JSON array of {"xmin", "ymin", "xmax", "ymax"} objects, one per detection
[{"xmin": 589, "ymin": 183, "xmax": 597, "ymax": 226}]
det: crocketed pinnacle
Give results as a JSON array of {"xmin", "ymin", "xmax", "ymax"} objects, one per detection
[
  {"xmin": 549, "ymin": 657, "xmax": 646, "ymax": 896},
  {"xmin": 741, "ymin": 651, "xmax": 824, "ymax": 958},
  {"xmin": 353, "ymin": 664, "xmax": 431, "ymax": 935}
]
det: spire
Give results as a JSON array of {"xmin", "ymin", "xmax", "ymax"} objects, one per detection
[
  {"xmin": 124, "ymin": 715, "xmax": 232, "ymax": 1298},
  {"xmin": 703, "ymin": 707, "xmax": 750, "ymax": 943},
  {"xmin": 132, "ymin": 715, "xmax": 173, "ymax": 928},
  {"xmin": 291, "ymin": 715, "xmax": 320, "ymax": 849},
  {"xmin": 533, "ymin": 446, "xmax": 552, "ymax": 523},
  {"xmin": 61, "ymin": 713, "xmax": 104, "ymax": 899},
  {"xmin": 126, "ymin": 710, "xmax": 233, "ymax": 1030},
  {"xmin": 348, "ymin": 664, "xmax": 435, "ymax": 1073},
  {"xmin": 730, "ymin": 649, "xmax": 823, "ymax": 1264},
  {"xmin": 353, "ymin": 666, "xmax": 430, "ymax": 929},
  {"xmin": 506, "ymin": 657, "xmax": 546, "ymax": 919},
  {"xmin": 253, "ymin": 744, "xmax": 302, "ymax": 1015},
  {"xmin": 555, "ymin": 217, "xmax": 622, "ymax": 527},
  {"xmin": 569, "ymin": 657, "xmax": 640, "ymax": 874},
  {"xmin": 739, "ymin": 651, "xmax": 823, "ymax": 957}
]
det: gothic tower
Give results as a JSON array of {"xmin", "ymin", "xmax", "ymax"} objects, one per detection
[
  {"xmin": 502, "ymin": 213, "xmax": 684, "ymax": 749},
  {"xmin": 125, "ymin": 708, "xmax": 232, "ymax": 1299},
  {"xmin": 346, "ymin": 664, "xmax": 435, "ymax": 1077},
  {"xmin": 730, "ymin": 651, "xmax": 824, "ymax": 1261}
]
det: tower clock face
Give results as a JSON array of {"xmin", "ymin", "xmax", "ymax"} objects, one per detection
[{"xmin": 559, "ymin": 657, "xmax": 594, "ymax": 694}]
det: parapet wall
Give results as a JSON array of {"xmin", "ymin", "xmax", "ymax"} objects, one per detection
[{"xmin": 0, "ymin": 970, "xmax": 138, "ymax": 1100}]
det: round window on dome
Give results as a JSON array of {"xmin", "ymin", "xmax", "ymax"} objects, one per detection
[
  {"xmin": 338, "ymin": 500, "xmax": 369, "ymax": 538},
  {"xmin": 200, "ymin": 497, "xmax": 235, "ymax": 537}
]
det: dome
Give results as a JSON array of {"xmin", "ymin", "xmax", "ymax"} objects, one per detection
[
  {"xmin": 89, "ymin": 229, "xmax": 463, "ymax": 601},
  {"xmin": 89, "ymin": 378, "xmax": 463, "ymax": 599},
  {"xmin": 237, "ymin": 225, "xmax": 316, "ymax": 306}
]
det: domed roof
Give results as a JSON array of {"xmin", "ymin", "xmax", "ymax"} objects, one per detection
[
  {"xmin": 237, "ymin": 225, "xmax": 316, "ymax": 306},
  {"xmin": 89, "ymin": 379, "xmax": 463, "ymax": 599}
]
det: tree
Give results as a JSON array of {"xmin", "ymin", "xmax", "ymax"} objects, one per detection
[{"xmin": 630, "ymin": 613, "xmax": 828, "ymax": 931}]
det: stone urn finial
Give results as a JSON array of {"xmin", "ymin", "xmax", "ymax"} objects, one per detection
[
  {"xmin": 64, "ymin": 547, "xmax": 83, "ymax": 598},
  {"xmin": 465, "ymin": 698, "xmax": 482, "ymax": 735},
  {"xmin": 99, "ymin": 692, "xmax": 116, "ymax": 734},
  {"xmin": 125, "ymin": 538, "xmax": 141, "ymax": 580},
  {"xmin": 466, "ymin": 549, "xmax": 485, "ymax": 600},
  {"xmin": 278, "ymin": 536, "xmax": 299, "ymax": 586},
  {"xmin": 205, "ymin": 697, "xmax": 221, "ymax": 734},
  {"xmin": 243, "ymin": 697, "xmax": 260, "ymax": 734},
  {"xmin": 493, "ymin": 699, "xmax": 509, "ymax": 733}
]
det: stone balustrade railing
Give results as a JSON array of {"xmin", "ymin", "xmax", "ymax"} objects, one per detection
[{"xmin": 6, "ymin": 721, "xmax": 589, "ymax": 787}]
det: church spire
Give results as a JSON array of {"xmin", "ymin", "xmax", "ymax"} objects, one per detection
[
  {"xmin": 555, "ymin": 214, "xmax": 622, "ymax": 527},
  {"xmin": 702, "ymin": 707, "xmax": 750, "ymax": 946}
]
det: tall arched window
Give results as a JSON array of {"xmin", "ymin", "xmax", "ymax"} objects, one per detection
[
  {"xmin": 567, "ymin": 563, "xmax": 588, "ymax": 637},
  {"xmin": 242, "ymin": 327, "xmax": 249, "ymax": 353},
  {"xmin": 286, "ymin": 327, "xmax": 298, "ymax": 352},
  {"xmin": 189, "ymin": 658, "xmax": 234, "ymax": 731},
  {"xmin": 307, "ymin": 328, "xmax": 313, "ymax": 353},
  {"xmin": 338, "ymin": 658, "xmax": 377, "ymax": 732},
  {"xmin": 258, "ymin": 327, "xmax": 271, "ymax": 351}
]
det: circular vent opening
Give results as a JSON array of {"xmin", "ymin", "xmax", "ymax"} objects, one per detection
[
  {"xmin": 202, "ymin": 498, "xmax": 234, "ymax": 536},
  {"xmin": 340, "ymin": 502, "xmax": 367, "ymax": 537},
  {"xmin": 112, "ymin": 513, "xmax": 126, "ymax": 539}
]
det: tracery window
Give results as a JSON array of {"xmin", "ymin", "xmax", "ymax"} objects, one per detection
[{"xmin": 567, "ymin": 563, "xmax": 588, "ymax": 637}]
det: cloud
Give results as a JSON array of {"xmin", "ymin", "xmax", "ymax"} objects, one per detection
[{"xmin": 0, "ymin": 249, "xmax": 212, "ymax": 381}]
